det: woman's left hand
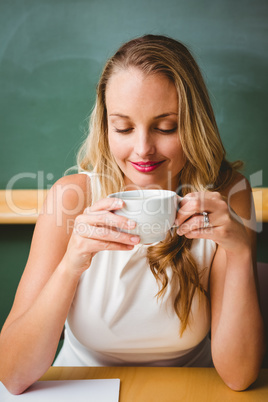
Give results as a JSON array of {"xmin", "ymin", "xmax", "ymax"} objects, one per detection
[{"xmin": 175, "ymin": 191, "xmax": 251, "ymax": 255}]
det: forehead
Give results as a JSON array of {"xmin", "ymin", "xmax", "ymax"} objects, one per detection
[{"xmin": 105, "ymin": 68, "xmax": 178, "ymax": 115}]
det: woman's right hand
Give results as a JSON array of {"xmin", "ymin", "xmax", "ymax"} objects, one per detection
[{"xmin": 63, "ymin": 197, "xmax": 140, "ymax": 275}]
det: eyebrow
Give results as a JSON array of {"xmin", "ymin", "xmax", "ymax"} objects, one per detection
[{"xmin": 109, "ymin": 112, "xmax": 178, "ymax": 119}]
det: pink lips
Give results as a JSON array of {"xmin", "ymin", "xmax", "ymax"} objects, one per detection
[{"xmin": 130, "ymin": 160, "xmax": 165, "ymax": 172}]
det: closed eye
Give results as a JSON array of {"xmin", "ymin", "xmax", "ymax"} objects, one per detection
[
  {"xmin": 113, "ymin": 128, "xmax": 133, "ymax": 134},
  {"xmin": 113, "ymin": 127, "xmax": 177, "ymax": 134},
  {"xmin": 157, "ymin": 128, "xmax": 177, "ymax": 134}
]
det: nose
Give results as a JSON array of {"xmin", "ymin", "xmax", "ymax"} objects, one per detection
[{"xmin": 134, "ymin": 129, "xmax": 156, "ymax": 158}]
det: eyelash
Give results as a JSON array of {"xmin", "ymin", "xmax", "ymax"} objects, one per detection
[
  {"xmin": 114, "ymin": 128, "xmax": 133, "ymax": 134},
  {"xmin": 157, "ymin": 128, "xmax": 177, "ymax": 134},
  {"xmin": 113, "ymin": 128, "xmax": 177, "ymax": 134}
]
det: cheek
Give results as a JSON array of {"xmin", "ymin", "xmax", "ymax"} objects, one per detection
[
  {"xmin": 163, "ymin": 138, "xmax": 186, "ymax": 164},
  {"xmin": 108, "ymin": 132, "xmax": 129, "ymax": 163},
  {"xmin": 108, "ymin": 131, "xmax": 118, "ymax": 154}
]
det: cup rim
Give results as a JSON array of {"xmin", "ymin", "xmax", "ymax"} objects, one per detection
[{"xmin": 108, "ymin": 189, "xmax": 177, "ymax": 200}]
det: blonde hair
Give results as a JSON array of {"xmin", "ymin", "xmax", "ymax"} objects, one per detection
[{"xmin": 77, "ymin": 35, "xmax": 241, "ymax": 335}]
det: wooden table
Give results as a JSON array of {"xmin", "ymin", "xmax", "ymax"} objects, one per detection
[
  {"xmin": 0, "ymin": 189, "xmax": 48, "ymax": 224},
  {"xmin": 40, "ymin": 366, "xmax": 268, "ymax": 402},
  {"xmin": 252, "ymin": 187, "xmax": 268, "ymax": 222}
]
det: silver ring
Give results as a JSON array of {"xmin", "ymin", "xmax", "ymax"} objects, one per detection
[{"xmin": 203, "ymin": 211, "xmax": 210, "ymax": 228}]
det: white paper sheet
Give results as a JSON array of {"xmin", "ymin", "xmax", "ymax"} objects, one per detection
[{"xmin": 0, "ymin": 379, "xmax": 120, "ymax": 402}]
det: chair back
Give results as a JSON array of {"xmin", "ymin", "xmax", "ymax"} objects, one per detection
[{"xmin": 257, "ymin": 262, "xmax": 268, "ymax": 367}]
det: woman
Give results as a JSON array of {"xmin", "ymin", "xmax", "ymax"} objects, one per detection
[{"xmin": 0, "ymin": 35, "xmax": 265, "ymax": 394}]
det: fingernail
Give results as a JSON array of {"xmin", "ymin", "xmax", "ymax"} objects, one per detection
[
  {"xmin": 130, "ymin": 236, "xmax": 140, "ymax": 244},
  {"xmin": 111, "ymin": 199, "xmax": 123, "ymax": 209},
  {"xmin": 115, "ymin": 199, "xmax": 123, "ymax": 207},
  {"xmin": 126, "ymin": 220, "xmax": 136, "ymax": 228}
]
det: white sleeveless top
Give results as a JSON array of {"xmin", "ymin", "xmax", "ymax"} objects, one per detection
[{"xmin": 54, "ymin": 172, "xmax": 217, "ymax": 367}]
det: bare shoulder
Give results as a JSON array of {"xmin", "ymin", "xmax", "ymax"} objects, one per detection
[
  {"xmin": 30, "ymin": 172, "xmax": 92, "ymax": 266},
  {"xmin": 52, "ymin": 172, "xmax": 91, "ymax": 190},
  {"xmin": 28, "ymin": 173, "xmax": 92, "ymax": 279},
  {"xmin": 42, "ymin": 173, "xmax": 92, "ymax": 217},
  {"xmin": 220, "ymin": 171, "xmax": 254, "ymax": 221},
  {"xmin": 218, "ymin": 171, "xmax": 256, "ymax": 258}
]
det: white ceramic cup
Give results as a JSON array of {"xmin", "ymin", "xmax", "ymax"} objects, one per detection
[{"xmin": 108, "ymin": 189, "xmax": 179, "ymax": 244}]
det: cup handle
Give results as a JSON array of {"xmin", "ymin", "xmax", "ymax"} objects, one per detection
[
  {"xmin": 170, "ymin": 195, "xmax": 182, "ymax": 229},
  {"xmin": 176, "ymin": 195, "xmax": 183, "ymax": 210}
]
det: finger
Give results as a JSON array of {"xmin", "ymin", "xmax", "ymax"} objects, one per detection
[
  {"xmin": 176, "ymin": 193, "xmax": 226, "ymax": 225},
  {"xmin": 84, "ymin": 237, "xmax": 136, "ymax": 252},
  {"xmin": 178, "ymin": 226, "xmax": 215, "ymax": 239},
  {"xmin": 78, "ymin": 210, "xmax": 137, "ymax": 232},
  {"xmin": 74, "ymin": 222, "xmax": 140, "ymax": 245},
  {"xmin": 177, "ymin": 213, "xmax": 213, "ymax": 236},
  {"xmin": 179, "ymin": 190, "xmax": 222, "ymax": 203},
  {"xmin": 177, "ymin": 194, "xmax": 208, "ymax": 225},
  {"xmin": 84, "ymin": 197, "xmax": 124, "ymax": 213}
]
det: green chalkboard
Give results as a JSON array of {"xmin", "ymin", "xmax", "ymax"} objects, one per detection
[
  {"xmin": 0, "ymin": 0, "xmax": 268, "ymax": 347},
  {"xmin": 1, "ymin": 0, "xmax": 267, "ymax": 189}
]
